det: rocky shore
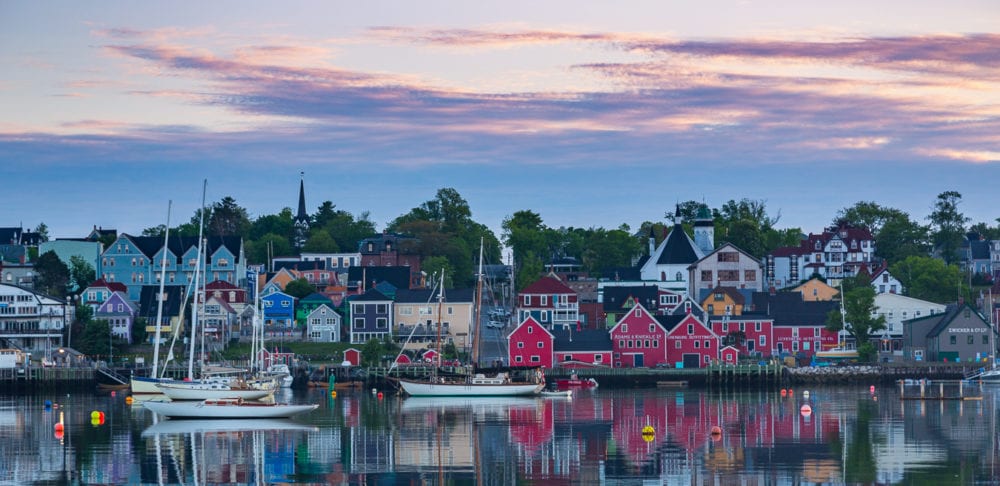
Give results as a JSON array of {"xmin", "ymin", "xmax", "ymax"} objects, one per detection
[{"xmin": 785, "ymin": 364, "xmax": 975, "ymax": 384}]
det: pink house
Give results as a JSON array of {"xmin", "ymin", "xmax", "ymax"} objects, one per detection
[
  {"xmin": 507, "ymin": 317, "xmax": 554, "ymax": 368},
  {"xmin": 665, "ymin": 313, "xmax": 720, "ymax": 368},
  {"xmin": 609, "ymin": 304, "xmax": 668, "ymax": 368}
]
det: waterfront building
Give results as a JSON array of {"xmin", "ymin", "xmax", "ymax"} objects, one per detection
[
  {"xmin": 202, "ymin": 280, "xmax": 250, "ymax": 338},
  {"xmin": 347, "ymin": 288, "xmax": 393, "ymax": 344},
  {"xmin": 305, "ymin": 303, "xmax": 342, "ymax": 342},
  {"xmin": 507, "ymin": 316, "xmax": 554, "ymax": 368},
  {"xmin": 687, "ymin": 242, "xmax": 763, "ymax": 296},
  {"xmin": 639, "ymin": 206, "xmax": 708, "ymax": 295},
  {"xmin": 748, "ymin": 291, "xmax": 839, "ymax": 357},
  {"xmin": 765, "ymin": 223, "xmax": 875, "ymax": 289},
  {"xmin": 903, "ymin": 302, "xmax": 994, "ymax": 362},
  {"xmin": 664, "ymin": 312, "xmax": 720, "ymax": 368},
  {"xmin": 392, "ymin": 288, "xmax": 474, "ymax": 353},
  {"xmin": 516, "ymin": 276, "xmax": 579, "ymax": 330},
  {"xmin": 609, "ymin": 303, "xmax": 668, "ymax": 368},
  {"xmin": 873, "ymin": 293, "xmax": 945, "ymax": 355},
  {"xmin": 94, "ymin": 290, "xmax": 137, "ymax": 343},
  {"xmin": 99, "ymin": 234, "xmax": 245, "ymax": 301},
  {"xmin": 0, "ymin": 283, "xmax": 68, "ymax": 356},
  {"xmin": 601, "ymin": 285, "xmax": 660, "ymax": 328},
  {"xmin": 198, "ymin": 291, "xmax": 238, "ymax": 343},
  {"xmin": 708, "ymin": 316, "xmax": 774, "ymax": 357},
  {"xmin": 261, "ymin": 290, "xmax": 296, "ymax": 337},
  {"xmin": 552, "ymin": 325, "xmax": 613, "ymax": 367}
]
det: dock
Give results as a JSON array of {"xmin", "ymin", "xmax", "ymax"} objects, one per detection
[{"xmin": 897, "ymin": 379, "xmax": 985, "ymax": 401}]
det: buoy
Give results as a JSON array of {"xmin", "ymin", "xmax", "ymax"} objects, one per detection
[
  {"xmin": 111, "ymin": 391, "xmax": 116, "ymax": 397},
  {"xmin": 870, "ymin": 385, "xmax": 876, "ymax": 393},
  {"xmin": 44, "ymin": 400, "xmax": 52, "ymax": 409},
  {"xmin": 710, "ymin": 426, "xmax": 722, "ymax": 435},
  {"xmin": 788, "ymin": 389, "xmax": 793, "ymax": 396},
  {"xmin": 91, "ymin": 418, "xmax": 101, "ymax": 426},
  {"xmin": 780, "ymin": 389, "xmax": 787, "ymax": 397},
  {"xmin": 371, "ymin": 388, "xmax": 377, "ymax": 394},
  {"xmin": 54, "ymin": 423, "xmax": 64, "ymax": 432},
  {"xmin": 641, "ymin": 425, "xmax": 655, "ymax": 435},
  {"xmin": 377, "ymin": 392, "xmax": 384, "ymax": 399},
  {"xmin": 803, "ymin": 391, "xmax": 810, "ymax": 398},
  {"xmin": 800, "ymin": 404, "xmax": 812, "ymax": 415},
  {"xmin": 125, "ymin": 396, "xmax": 133, "ymax": 405},
  {"xmin": 99, "ymin": 411, "xmax": 105, "ymax": 421},
  {"xmin": 91, "ymin": 411, "xmax": 100, "ymax": 420},
  {"xmin": 330, "ymin": 391, "xmax": 337, "ymax": 398},
  {"xmin": 54, "ymin": 429, "xmax": 64, "ymax": 440}
]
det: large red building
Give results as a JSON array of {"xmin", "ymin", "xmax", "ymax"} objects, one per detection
[
  {"xmin": 608, "ymin": 304, "xmax": 668, "ymax": 368},
  {"xmin": 665, "ymin": 313, "xmax": 720, "ymax": 368},
  {"xmin": 507, "ymin": 316, "xmax": 554, "ymax": 368}
]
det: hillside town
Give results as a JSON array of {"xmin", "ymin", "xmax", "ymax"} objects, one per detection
[{"xmin": 2, "ymin": 182, "xmax": 998, "ymax": 373}]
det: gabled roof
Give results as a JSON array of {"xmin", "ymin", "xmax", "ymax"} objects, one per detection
[
  {"xmin": 307, "ymin": 302, "xmax": 340, "ymax": 317},
  {"xmin": 205, "ymin": 280, "xmax": 242, "ymax": 291},
  {"xmin": 654, "ymin": 314, "xmax": 684, "ymax": 333},
  {"xmin": 927, "ymin": 304, "xmax": 989, "ymax": 337},
  {"xmin": 97, "ymin": 291, "xmax": 137, "ymax": 314},
  {"xmin": 521, "ymin": 276, "xmax": 575, "ymax": 295},
  {"xmin": 86, "ymin": 278, "xmax": 128, "ymax": 294},
  {"xmin": 121, "ymin": 234, "xmax": 243, "ymax": 262},
  {"xmin": 602, "ymin": 285, "xmax": 659, "ymax": 313},
  {"xmin": 349, "ymin": 288, "xmax": 391, "ymax": 302},
  {"xmin": 274, "ymin": 260, "xmax": 327, "ymax": 271},
  {"xmin": 654, "ymin": 224, "xmax": 701, "ymax": 265},
  {"xmin": 699, "ymin": 286, "xmax": 746, "ymax": 306},
  {"xmin": 347, "ymin": 266, "xmax": 411, "ymax": 290},
  {"xmin": 552, "ymin": 328, "xmax": 613, "ymax": 352},
  {"xmin": 692, "ymin": 242, "xmax": 762, "ymax": 268},
  {"xmin": 300, "ymin": 292, "xmax": 333, "ymax": 304},
  {"xmin": 507, "ymin": 316, "xmax": 554, "ymax": 340},
  {"xmin": 970, "ymin": 240, "xmax": 991, "ymax": 260}
]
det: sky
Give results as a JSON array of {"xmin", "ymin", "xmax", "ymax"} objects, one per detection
[{"xmin": 2, "ymin": 1, "xmax": 999, "ymax": 241}]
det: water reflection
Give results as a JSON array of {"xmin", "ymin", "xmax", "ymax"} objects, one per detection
[{"xmin": 1, "ymin": 385, "xmax": 999, "ymax": 484}]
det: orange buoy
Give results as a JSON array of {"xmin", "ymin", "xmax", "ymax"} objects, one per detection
[
  {"xmin": 125, "ymin": 396, "xmax": 133, "ymax": 405},
  {"xmin": 330, "ymin": 390, "xmax": 337, "ymax": 398},
  {"xmin": 710, "ymin": 426, "xmax": 722, "ymax": 435}
]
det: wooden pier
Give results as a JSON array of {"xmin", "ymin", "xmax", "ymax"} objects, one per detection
[
  {"xmin": 897, "ymin": 379, "xmax": 985, "ymax": 401},
  {"xmin": 0, "ymin": 366, "xmax": 97, "ymax": 391}
]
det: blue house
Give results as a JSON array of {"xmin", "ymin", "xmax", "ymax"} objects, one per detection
[
  {"xmin": 100, "ymin": 234, "xmax": 245, "ymax": 301},
  {"xmin": 348, "ymin": 289, "xmax": 393, "ymax": 344},
  {"xmin": 262, "ymin": 291, "xmax": 296, "ymax": 337}
]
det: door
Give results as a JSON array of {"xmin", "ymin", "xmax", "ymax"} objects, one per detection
[
  {"xmin": 683, "ymin": 353, "xmax": 701, "ymax": 369},
  {"xmin": 633, "ymin": 354, "xmax": 644, "ymax": 367}
]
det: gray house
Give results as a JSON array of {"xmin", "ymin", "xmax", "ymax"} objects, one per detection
[
  {"xmin": 306, "ymin": 303, "xmax": 342, "ymax": 343},
  {"xmin": 904, "ymin": 303, "xmax": 995, "ymax": 363}
]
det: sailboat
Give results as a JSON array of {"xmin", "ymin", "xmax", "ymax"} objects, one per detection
[
  {"xmin": 395, "ymin": 244, "xmax": 545, "ymax": 397},
  {"xmin": 815, "ymin": 281, "xmax": 859, "ymax": 362},
  {"xmin": 131, "ymin": 201, "xmax": 175, "ymax": 397}
]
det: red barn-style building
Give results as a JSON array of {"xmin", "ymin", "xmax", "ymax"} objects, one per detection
[
  {"xmin": 720, "ymin": 345, "xmax": 739, "ymax": 364},
  {"xmin": 609, "ymin": 304, "xmax": 668, "ymax": 368},
  {"xmin": 709, "ymin": 317, "xmax": 774, "ymax": 357},
  {"xmin": 665, "ymin": 313, "xmax": 720, "ymax": 368},
  {"xmin": 507, "ymin": 317, "xmax": 554, "ymax": 368},
  {"xmin": 749, "ymin": 291, "xmax": 840, "ymax": 357},
  {"xmin": 343, "ymin": 347, "xmax": 361, "ymax": 366}
]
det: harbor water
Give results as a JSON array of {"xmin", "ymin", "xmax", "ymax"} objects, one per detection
[{"xmin": 2, "ymin": 383, "xmax": 999, "ymax": 484}]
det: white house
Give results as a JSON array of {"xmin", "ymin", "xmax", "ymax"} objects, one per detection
[
  {"xmin": 640, "ymin": 207, "xmax": 708, "ymax": 295},
  {"xmin": 874, "ymin": 292, "xmax": 946, "ymax": 355}
]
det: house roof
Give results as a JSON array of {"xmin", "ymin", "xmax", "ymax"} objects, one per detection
[
  {"xmin": 602, "ymin": 285, "xmax": 659, "ymax": 313},
  {"xmin": 137, "ymin": 285, "xmax": 185, "ymax": 318},
  {"xmin": 552, "ymin": 328, "xmax": 613, "ymax": 352},
  {"xmin": 349, "ymin": 288, "xmax": 391, "ymax": 302},
  {"xmin": 970, "ymin": 240, "xmax": 991, "ymax": 260},
  {"xmin": 699, "ymin": 286, "xmax": 747, "ymax": 305},
  {"xmin": 347, "ymin": 266, "xmax": 411, "ymax": 290},
  {"xmin": 124, "ymin": 234, "xmax": 243, "ymax": 262},
  {"xmin": 654, "ymin": 314, "xmax": 684, "ymax": 333},
  {"xmin": 274, "ymin": 260, "xmax": 327, "ymax": 271},
  {"xmin": 394, "ymin": 288, "xmax": 475, "ymax": 304},
  {"xmin": 358, "ymin": 232, "xmax": 418, "ymax": 254},
  {"xmin": 748, "ymin": 291, "xmax": 838, "ymax": 327},
  {"xmin": 655, "ymin": 224, "xmax": 700, "ymax": 265},
  {"xmin": 87, "ymin": 278, "xmax": 128, "ymax": 294},
  {"xmin": 205, "ymin": 280, "xmax": 241, "ymax": 291},
  {"xmin": 300, "ymin": 292, "xmax": 333, "ymax": 304},
  {"xmin": 926, "ymin": 304, "xmax": 989, "ymax": 337},
  {"xmin": 521, "ymin": 276, "xmax": 575, "ymax": 295}
]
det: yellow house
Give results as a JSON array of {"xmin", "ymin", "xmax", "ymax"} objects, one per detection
[
  {"xmin": 791, "ymin": 278, "xmax": 839, "ymax": 301},
  {"xmin": 699, "ymin": 287, "xmax": 746, "ymax": 317}
]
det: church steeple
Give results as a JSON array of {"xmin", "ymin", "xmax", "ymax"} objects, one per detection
[{"xmin": 293, "ymin": 172, "xmax": 309, "ymax": 250}]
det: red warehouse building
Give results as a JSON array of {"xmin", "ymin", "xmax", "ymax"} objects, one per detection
[
  {"xmin": 665, "ymin": 313, "xmax": 720, "ymax": 368},
  {"xmin": 609, "ymin": 304, "xmax": 668, "ymax": 368},
  {"xmin": 507, "ymin": 316, "xmax": 555, "ymax": 368}
]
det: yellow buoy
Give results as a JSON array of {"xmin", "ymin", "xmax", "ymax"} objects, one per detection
[
  {"xmin": 330, "ymin": 390, "xmax": 337, "ymax": 398},
  {"xmin": 91, "ymin": 411, "xmax": 100, "ymax": 420},
  {"xmin": 125, "ymin": 396, "xmax": 133, "ymax": 405}
]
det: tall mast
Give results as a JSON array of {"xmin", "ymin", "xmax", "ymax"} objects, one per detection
[
  {"xmin": 186, "ymin": 180, "xmax": 207, "ymax": 380},
  {"xmin": 472, "ymin": 239, "xmax": 484, "ymax": 367},
  {"xmin": 151, "ymin": 201, "xmax": 172, "ymax": 379},
  {"xmin": 436, "ymin": 272, "xmax": 444, "ymax": 368}
]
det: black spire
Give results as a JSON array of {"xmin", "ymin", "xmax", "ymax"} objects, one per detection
[{"xmin": 296, "ymin": 171, "xmax": 308, "ymax": 222}]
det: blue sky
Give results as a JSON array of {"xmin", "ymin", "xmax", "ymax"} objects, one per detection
[{"xmin": 2, "ymin": 1, "xmax": 999, "ymax": 240}]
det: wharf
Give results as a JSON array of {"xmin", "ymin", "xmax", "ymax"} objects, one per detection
[
  {"xmin": 0, "ymin": 366, "xmax": 96, "ymax": 392},
  {"xmin": 897, "ymin": 379, "xmax": 985, "ymax": 401}
]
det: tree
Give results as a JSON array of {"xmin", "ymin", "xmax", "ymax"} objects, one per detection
[
  {"xmin": 246, "ymin": 233, "xmax": 293, "ymax": 265},
  {"xmin": 67, "ymin": 256, "xmax": 96, "ymax": 294},
  {"xmin": 874, "ymin": 214, "xmax": 931, "ymax": 265},
  {"xmin": 928, "ymin": 191, "xmax": 969, "ymax": 264},
  {"xmin": 207, "ymin": 196, "xmax": 251, "ymax": 237},
  {"xmin": 34, "ymin": 222, "xmax": 50, "ymax": 243},
  {"xmin": 34, "ymin": 251, "xmax": 69, "ymax": 297},
  {"xmin": 284, "ymin": 278, "xmax": 316, "ymax": 299},
  {"xmin": 302, "ymin": 231, "xmax": 339, "ymax": 253},
  {"xmin": 249, "ymin": 208, "xmax": 296, "ymax": 241},
  {"xmin": 825, "ymin": 284, "xmax": 886, "ymax": 362},
  {"xmin": 422, "ymin": 256, "xmax": 455, "ymax": 288},
  {"xmin": 132, "ymin": 317, "xmax": 148, "ymax": 344},
  {"xmin": 890, "ymin": 256, "xmax": 969, "ymax": 304},
  {"xmin": 515, "ymin": 251, "xmax": 544, "ymax": 291},
  {"xmin": 834, "ymin": 201, "xmax": 907, "ymax": 236},
  {"xmin": 312, "ymin": 201, "xmax": 338, "ymax": 229}
]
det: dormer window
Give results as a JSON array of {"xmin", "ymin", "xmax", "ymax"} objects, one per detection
[{"xmin": 815, "ymin": 241, "xmax": 821, "ymax": 250}]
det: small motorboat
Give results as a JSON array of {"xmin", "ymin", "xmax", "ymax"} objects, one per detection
[
  {"xmin": 555, "ymin": 374, "xmax": 599, "ymax": 389},
  {"xmin": 143, "ymin": 398, "xmax": 318, "ymax": 419}
]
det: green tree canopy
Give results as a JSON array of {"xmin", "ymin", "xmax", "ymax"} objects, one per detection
[
  {"xmin": 34, "ymin": 251, "xmax": 69, "ymax": 298},
  {"xmin": 890, "ymin": 255, "xmax": 969, "ymax": 304},
  {"xmin": 302, "ymin": 230, "xmax": 340, "ymax": 253},
  {"xmin": 928, "ymin": 191, "xmax": 969, "ymax": 264},
  {"xmin": 284, "ymin": 278, "xmax": 316, "ymax": 299},
  {"xmin": 825, "ymin": 281, "xmax": 886, "ymax": 362},
  {"xmin": 208, "ymin": 196, "xmax": 252, "ymax": 237},
  {"xmin": 67, "ymin": 255, "xmax": 96, "ymax": 294}
]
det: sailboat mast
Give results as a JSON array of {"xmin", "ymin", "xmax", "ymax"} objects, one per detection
[
  {"xmin": 436, "ymin": 272, "xmax": 444, "ymax": 368},
  {"xmin": 186, "ymin": 180, "xmax": 207, "ymax": 380},
  {"xmin": 471, "ymin": 239, "xmax": 484, "ymax": 367},
  {"xmin": 151, "ymin": 201, "xmax": 172, "ymax": 379}
]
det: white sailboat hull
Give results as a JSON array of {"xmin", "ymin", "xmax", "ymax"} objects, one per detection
[
  {"xmin": 143, "ymin": 400, "xmax": 317, "ymax": 419},
  {"xmin": 156, "ymin": 382, "xmax": 275, "ymax": 401},
  {"xmin": 397, "ymin": 378, "xmax": 543, "ymax": 397},
  {"xmin": 131, "ymin": 376, "xmax": 174, "ymax": 395}
]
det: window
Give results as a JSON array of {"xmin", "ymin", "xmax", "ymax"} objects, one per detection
[
  {"xmin": 744, "ymin": 270, "xmax": 756, "ymax": 281},
  {"xmin": 619, "ymin": 340, "xmax": 624, "ymax": 348},
  {"xmin": 564, "ymin": 355, "xmax": 573, "ymax": 361},
  {"xmin": 353, "ymin": 304, "xmax": 364, "ymax": 314},
  {"xmin": 701, "ymin": 270, "xmax": 713, "ymax": 281},
  {"xmin": 718, "ymin": 270, "xmax": 738, "ymax": 281},
  {"xmin": 804, "ymin": 342, "xmax": 811, "ymax": 350},
  {"xmin": 675, "ymin": 272, "xmax": 683, "ymax": 281},
  {"xmin": 376, "ymin": 317, "xmax": 387, "ymax": 328},
  {"xmin": 622, "ymin": 324, "xmax": 628, "ymax": 332},
  {"xmin": 537, "ymin": 342, "xmax": 544, "ymax": 348},
  {"xmin": 376, "ymin": 304, "xmax": 387, "ymax": 314},
  {"xmin": 755, "ymin": 322, "xmax": 761, "ymax": 332},
  {"xmin": 968, "ymin": 335, "xmax": 974, "ymax": 345},
  {"xmin": 515, "ymin": 356, "xmax": 523, "ymax": 363},
  {"xmin": 653, "ymin": 340, "xmax": 659, "ymax": 348},
  {"xmin": 517, "ymin": 341, "xmax": 524, "ymax": 348},
  {"xmin": 523, "ymin": 295, "xmax": 530, "ymax": 306},
  {"xmin": 540, "ymin": 295, "xmax": 548, "ymax": 306},
  {"xmin": 984, "ymin": 335, "xmax": 990, "ymax": 345},
  {"xmin": 634, "ymin": 308, "xmax": 641, "ymax": 318},
  {"xmin": 694, "ymin": 340, "xmax": 700, "ymax": 348},
  {"xmin": 530, "ymin": 356, "xmax": 540, "ymax": 363},
  {"xmin": 675, "ymin": 341, "xmax": 681, "ymax": 349},
  {"xmin": 707, "ymin": 305, "xmax": 714, "ymax": 313},
  {"xmin": 704, "ymin": 340, "xmax": 710, "ymax": 348},
  {"xmin": 627, "ymin": 340, "xmax": 633, "ymax": 348},
  {"xmin": 527, "ymin": 326, "xmax": 533, "ymax": 334},
  {"xmin": 759, "ymin": 335, "xmax": 766, "ymax": 346},
  {"xmin": 649, "ymin": 324, "xmax": 655, "ymax": 332},
  {"xmin": 950, "ymin": 335, "xmax": 957, "ymax": 345},
  {"xmin": 644, "ymin": 340, "xmax": 651, "ymax": 348},
  {"xmin": 718, "ymin": 252, "xmax": 739, "ymax": 262},
  {"xmin": 117, "ymin": 303, "xmax": 123, "ymax": 312},
  {"xmin": 595, "ymin": 355, "xmax": 603, "ymax": 362},
  {"xmin": 354, "ymin": 318, "xmax": 364, "ymax": 329},
  {"xmin": 281, "ymin": 300, "xmax": 290, "ymax": 307},
  {"xmin": 401, "ymin": 307, "xmax": 412, "ymax": 316},
  {"xmin": 792, "ymin": 342, "xmax": 799, "ymax": 352},
  {"xmin": 687, "ymin": 324, "xmax": 694, "ymax": 334},
  {"xmin": 704, "ymin": 355, "xmax": 711, "ymax": 363}
]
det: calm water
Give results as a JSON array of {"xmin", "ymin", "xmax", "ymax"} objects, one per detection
[{"xmin": 2, "ymin": 383, "xmax": 999, "ymax": 485}]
